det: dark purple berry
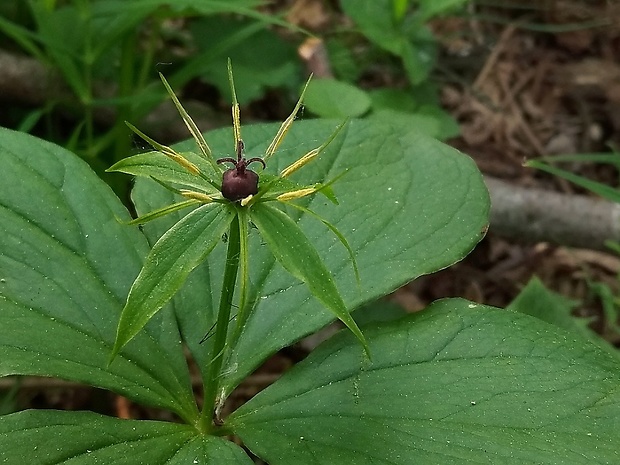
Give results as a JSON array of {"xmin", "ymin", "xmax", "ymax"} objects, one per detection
[
  {"xmin": 217, "ymin": 140, "xmax": 265, "ymax": 201},
  {"xmin": 220, "ymin": 165, "xmax": 259, "ymax": 200}
]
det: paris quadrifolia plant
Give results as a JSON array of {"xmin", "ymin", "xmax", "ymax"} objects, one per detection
[
  {"xmin": 2, "ymin": 57, "xmax": 617, "ymax": 465},
  {"xmin": 108, "ymin": 59, "xmax": 368, "ymax": 428}
]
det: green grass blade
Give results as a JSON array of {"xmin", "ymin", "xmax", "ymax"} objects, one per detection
[{"xmin": 527, "ymin": 159, "xmax": 620, "ymax": 203}]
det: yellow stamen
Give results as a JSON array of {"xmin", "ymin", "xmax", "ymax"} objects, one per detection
[
  {"xmin": 180, "ymin": 190, "xmax": 214, "ymax": 203},
  {"xmin": 264, "ymin": 74, "xmax": 313, "ymax": 162},
  {"xmin": 168, "ymin": 152, "xmax": 201, "ymax": 176},
  {"xmin": 228, "ymin": 59, "xmax": 242, "ymax": 150},
  {"xmin": 280, "ymin": 148, "xmax": 319, "ymax": 178},
  {"xmin": 276, "ymin": 187, "xmax": 317, "ymax": 201}
]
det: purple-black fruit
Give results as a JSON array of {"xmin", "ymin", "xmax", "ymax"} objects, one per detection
[{"xmin": 217, "ymin": 140, "xmax": 266, "ymax": 201}]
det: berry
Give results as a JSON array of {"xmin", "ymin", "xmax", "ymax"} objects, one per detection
[{"xmin": 217, "ymin": 140, "xmax": 265, "ymax": 201}]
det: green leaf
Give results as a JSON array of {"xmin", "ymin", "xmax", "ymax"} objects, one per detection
[
  {"xmin": 0, "ymin": 14, "xmax": 44, "ymax": 59},
  {"xmin": 127, "ymin": 199, "xmax": 199, "ymax": 226},
  {"xmin": 589, "ymin": 281, "xmax": 620, "ymax": 336},
  {"xmin": 341, "ymin": 0, "xmax": 403, "ymax": 55},
  {"xmin": 0, "ymin": 128, "xmax": 197, "ymax": 421},
  {"xmin": 392, "ymin": 0, "xmax": 409, "ymax": 22},
  {"xmin": 369, "ymin": 89, "xmax": 460, "ymax": 140},
  {"xmin": 325, "ymin": 38, "xmax": 362, "ymax": 83},
  {"xmin": 415, "ymin": 105, "xmax": 461, "ymax": 139},
  {"xmin": 400, "ymin": 26, "xmax": 437, "ymax": 85},
  {"xmin": 28, "ymin": 4, "xmax": 89, "ymax": 100},
  {"xmin": 368, "ymin": 109, "xmax": 439, "ymax": 138},
  {"xmin": 281, "ymin": 201, "xmax": 360, "ymax": 285},
  {"xmin": 353, "ymin": 299, "xmax": 408, "ymax": 327},
  {"xmin": 250, "ymin": 203, "xmax": 368, "ymax": 355},
  {"xmin": 129, "ymin": 180, "xmax": 222, "ymax": 387},
  {"xmin": 418, "ymin": 0, "xmax": 469, "ymax": 21},
  {"xmin": 229, "ymin": 299, "xmax": 620, "ymax": 464},
  {"xmin": 370, "ymin": 88, "xmax": 419, "ymax": 113},
  {"xmin": 340, "ymin": 0, "xmax": 437, "ymax": 84},
  {"xmin": 0, "ymin": 410, "xmax": 252, "ymax": 464},
  {"xmin": 304, "ymin": 79, "xmax": 371, "ymax": 118},
  {"xmin": 188, "ymin": 16, "xmax": 299, "ymax": 104},
  {"xmin": 87, "ymin": 2, "xmax": 156, "ymax": 62},
  {"xmin": 112, "ymin": 203, "xmax": 235, "ymax": 359},
  {"xmin": 134, "ymin": 118, "xmax": 489, "ymax": 394},
  {"xmin": 508, "ymin": 276, "xmax": 617, "ymax": 355}
]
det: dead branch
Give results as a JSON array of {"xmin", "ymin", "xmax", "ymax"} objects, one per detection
[
  {"xmin": 0, "ymin": 49, "xmax": 217, "ymax": 141},
  {"xmin": 486, "ymin": 176, "xmax": 620, "ymax": 251}
]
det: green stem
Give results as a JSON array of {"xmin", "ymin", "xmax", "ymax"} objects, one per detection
[
  {"xmin": 81, "ymin": 0, "xmax": 94, "ymax": 158},
  {"xmin": 200, "ymin": 213, "xmax": 240, "ymax": 432},
  {"xmin": 111, "ymin": 32, "xmax": 137, "ymax": 163},
  {"xmin": 229, "ymin": 208, "xmax": 250, "ymax": 348}
]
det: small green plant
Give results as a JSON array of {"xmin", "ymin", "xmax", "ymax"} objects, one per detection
[
  {"xmin": 0, "ymin": 65, "xmax": 619, "ymax": 464},
  {"xmin": 298, "ymin": 0, "xmax": 464, "ymax": 140},
  {"xmin": 527, "ymin": 152, "xmax": 620, "ymax": 345},
  {"xmin": 0, "ymin": 0, "xmax": 299, "ymax": 167},
  {"xmin": 507, "ymin": 276, "xmax": 618, "ymax": 356}
]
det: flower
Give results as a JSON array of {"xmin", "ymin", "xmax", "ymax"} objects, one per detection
[{"xmin": 108, "ymin": 60, "xmax": 367, "ymax": 363}]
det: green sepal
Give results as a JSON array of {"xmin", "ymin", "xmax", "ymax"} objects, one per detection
[
  {"xmin": 281, "ymin": 201, "xmax": 360, "ymax": 285},
  {"xmin": 126, "ymin": 199, "xmax": 199, "ymax": 226},
  {"xmin": 108, "ymin": 150, "xmax": 220, "ymax": 193},
  {"xmin": 249, "ymin": 202, "xmax": 369, "ymax": 357},
  {"xmin": 111, "ymin": 203, "xmax": 235, "ymax": 361}
]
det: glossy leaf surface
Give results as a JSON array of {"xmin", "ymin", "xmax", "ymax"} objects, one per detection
[
  {"xmin": 250, "ymin": 203, "xmax": 368, "ymax": 354},
  {"xmin": 0, "ymin": 410, "xmax": 251, "ymax": 464},
  {"xmin": 230, "ymin": 299, "xmax": 620, "ymax": 465},
  {"xmin": 0, "ymin": 128, "xmax": 196, "ymax": 421}
]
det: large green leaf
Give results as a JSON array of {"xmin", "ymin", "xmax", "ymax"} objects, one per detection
[
  {"xmin": 129, "ymin": 180, "xmax": 220, "ymax": 385},
  {"xmin": 0, "ymin": 410, "xmax": 251, "ymax": 464},
  {"xmin": 229, "ymin": 299, "xmax": 620, "ymax": 464},
  {"xmin": 133, "ymin": 118, "xmax": 489, "ymax": 393},
  {"xmin": 0, "ymin": 128, "xmax": 196, "ymax": 421}
]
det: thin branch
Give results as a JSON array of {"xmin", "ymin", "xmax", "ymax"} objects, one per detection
[{"xmin": 486, "ymin": 176, "xmax": 620, "ymax": 251}]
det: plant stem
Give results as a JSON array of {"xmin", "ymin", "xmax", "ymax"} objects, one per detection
[
  {"xmin": 111, "ymin": 32, "xmax": 136, "ymax": 164},
  {"xmin": 200, "ymin": 213, "xmax": 240, "ymax": 432},
  {"xmin": 229, "ymin": 208, "xmax": 250, "ymax": 349}
]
